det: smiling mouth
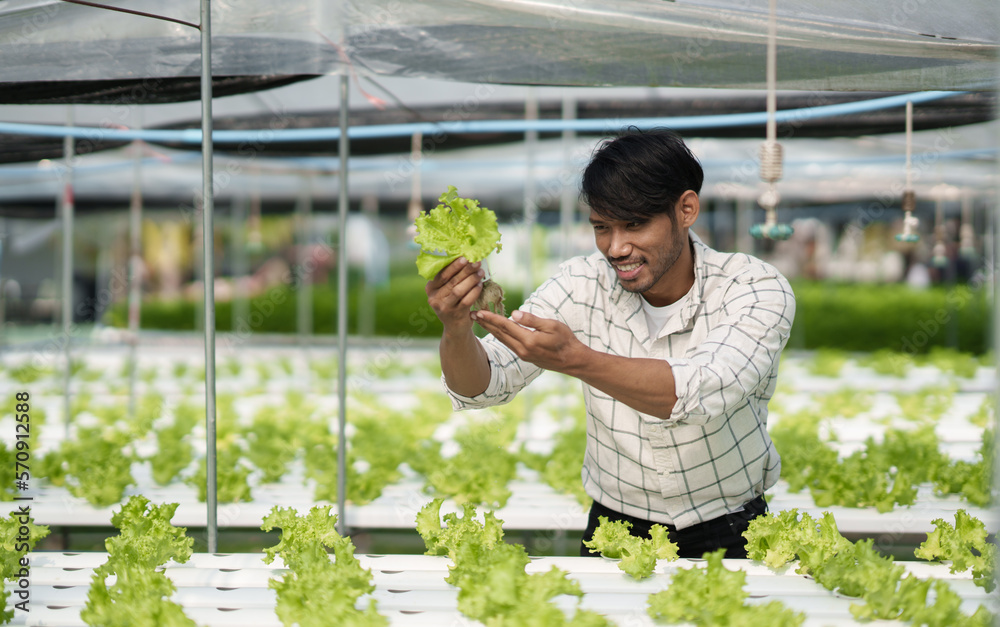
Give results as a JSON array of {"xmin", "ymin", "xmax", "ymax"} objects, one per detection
[{"xmin": 613, "ymin": 261, "xmax": 643, "ymax": 279}]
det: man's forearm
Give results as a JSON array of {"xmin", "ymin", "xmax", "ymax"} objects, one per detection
[
  {"xmin": 440, "ymin": 328, "xmax": 492, "ymax": 397},
  {"xmin": 563, "ymin": 347, "xmax": 678, "ymax": 420}
]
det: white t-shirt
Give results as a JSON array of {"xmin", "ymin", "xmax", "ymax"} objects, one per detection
[{"xmin": 640, "ymin": 294, "xmax": 687, "ymax": 339}]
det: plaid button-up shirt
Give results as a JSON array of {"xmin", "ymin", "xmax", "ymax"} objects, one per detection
[{"xmin": 445, "ymin": 233, "xmax": 795, "ymax": 529}]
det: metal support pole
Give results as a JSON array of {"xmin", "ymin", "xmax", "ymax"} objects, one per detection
[
  {"xmin": 736, "ymin": 198, "xmax": 753, "ymax": 254},
  {"xmin": 127, "ymin": 139, "xmax": 143, "ymax": 420},
  {"xmin": 0, "ymin": 231, "xmax": 5, "ymax": 351},
  {"xmin": 360, "ymin": 194, "xmax": 378, "ymax": 338},
  {"xmin": 296, "ymin": 177, "xmax": 314, "ymax": 344},
  {"xmin": 559, "ymin": 91, "xmax": 577, "ymax": 262},
  {"xmin": 336, "ymin": 74, "xmax": 350, "ymax": 537},
  {"xmin": 991, "ymin": 54, "xmax": 999, "ymax": 601},
  {"xmin": 523, "ymin": 87, "xmax": 539, "ymax": 297},
  {"xmin": 200, "ymin": 0, "xmax": 219, "ymax": 554},
  {"xmin": 194, "ymin": 223, "xmax": 204, "ymax": 332},
  {"xmin": 521, "ymin": 88, "xmax": 539, "ymax": 423},
  {"xmin": 231, "ymin": 196, "xmax": 249, "ymax": 333},
  {"xmin": 61, "ymin": 109, "xmax": 75, "ymax": 438}
]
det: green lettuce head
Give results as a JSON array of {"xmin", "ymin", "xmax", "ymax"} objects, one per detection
[{"xmin": 414, "ymin": 186, "xmax": 502, "ymax": 280}]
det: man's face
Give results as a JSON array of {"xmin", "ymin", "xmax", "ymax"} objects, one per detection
[{"xmin": 589, "ymin": 208, "xmax": 687, "ymax": 302}]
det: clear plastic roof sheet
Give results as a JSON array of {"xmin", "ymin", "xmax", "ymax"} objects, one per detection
[{"xmin": 0, "ymin": 0, "xmax": 996, "ymax": 90}]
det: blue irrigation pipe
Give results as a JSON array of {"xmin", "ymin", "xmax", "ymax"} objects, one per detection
[
  {"xmin": 0, "ymin": 91, "xmax": 966, "ymax": 144},
  {"xmin": 0, "ymin": 147, "xmax": 993, "ymax": 183}
]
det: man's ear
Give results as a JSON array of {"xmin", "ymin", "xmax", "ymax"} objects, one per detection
[{"xmin": 677, "ymin": 190, "xmax": 700, "ymax": 228}]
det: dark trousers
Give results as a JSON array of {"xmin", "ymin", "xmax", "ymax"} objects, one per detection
[{"xmin": 580, "ymin": 495, "xmax": 768, "ymax": 559}]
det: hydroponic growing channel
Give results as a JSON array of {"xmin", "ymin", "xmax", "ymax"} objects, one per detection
[{"xmin": 1, "ymin": 344, "xmax": 996, "ymax": 626}]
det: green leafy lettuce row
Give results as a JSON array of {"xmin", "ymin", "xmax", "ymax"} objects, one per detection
[
  {"xmin": 582, "ymin": 516, "xmax": 678, "ymax": 579},
  {"xmin": 409, "ymin": 404, "xmax": 524, "ymax": 509},
  {"xmin": 416, "ymin": 498, "xmax": 612, "ymax": 626},
  {"xmin": 770, "ymin": 406, "xmax": 994, "ymax": 510},
  {"xmin": 261, "ymin": 505, "xmax": 386, "ymax": 627},
  {"xmin": 743, "ymin": 509, "xmax": 995, "ymax": 625},
  {"xmin": 81, "ymin": 496, "xmax": 197, "ymax": 627},
  {"xmin": 1, "ymin": 511, "xmax": 49, "ymax": 625},
  {"xmin": 518, "ymin": 396, "xmax": 592, "ymax": 507},
  {"xmin": 647, "ymin": 549, "xmax": 804, "ymax": 626},
  {"xmin": 915, "ymin": 509, "xmax": 997, "ymax": 592}
]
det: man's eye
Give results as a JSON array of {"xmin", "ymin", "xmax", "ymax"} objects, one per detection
[{"xmin": 626, "ymin": 222, "xmax": 641, "ymax": 229}]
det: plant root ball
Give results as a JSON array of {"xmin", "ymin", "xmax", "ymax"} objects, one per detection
[{"xmin": 474, "ymin": 279, "xmax": 505, "ymax": 317}]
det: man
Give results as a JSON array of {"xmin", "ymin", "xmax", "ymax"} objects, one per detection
[{"xmin": 424, "ymin": 128, "xmax": 795, "ymax": 558}]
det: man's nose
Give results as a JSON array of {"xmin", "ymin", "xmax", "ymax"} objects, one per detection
[{"xmin": 608, "ymin": 229, "xmax": 632, "ymax": 259}]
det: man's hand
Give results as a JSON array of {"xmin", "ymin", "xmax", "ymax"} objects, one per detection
[
  {"xmin": 427, "ymin": 257, "xmax": 492, "ymax": 397},
  {"xmin": 472, "ymin": 309, "xmax": 589, "ymax": 375},
  {"xmin": 476, "ymin": 308, "xmax": 678, "ymax": 419},
  {"xmin": 426, "ymin": 257, "xmax": 484, "ymax": 335}
]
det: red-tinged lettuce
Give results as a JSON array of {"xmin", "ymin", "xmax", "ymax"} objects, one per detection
[
  {"xmin": 647, "ymin": 549, "xmax": 804, "ymax": 626},
  {"xmin": 583, "ymin": 516, "xmax": 678, "ymax": 579},
  {"xmin": 915, "ymin": 510, "xmax": 997, "ymax": 591}
]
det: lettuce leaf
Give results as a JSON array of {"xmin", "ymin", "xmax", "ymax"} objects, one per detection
[
  {"xmin": 745, "ymin": 510, "xmax": 996, "ymax": 623},
  {"xmin": 415, "ymin": 499, "xmax": 611, "ymax": 626},
  {"xmin": 1, "ymin": 511, "xmax": 50, "ymax": 624},
  {"xmin": 82, "ymin": 496, "xmax": 197, "ymax": 627},
  {"xmin": 647, "ymin": 549, "xmax": 804, "ymax": 626},
  {"xmin": 261, "ymin": 505, "xmax": 386, "ymax": 627},
  {"xmin": 416, "ymin": 498, "xmax": 505, "ymax": 559},
  {"xmin": 414, "ymin": 186, "xmax": 502, "ymax": 280},
  {"xmin": 915, "ymin": 510, "xmax": 997, "ymax": 591},
  {"xmin": 98, "ymin": 497, "xmax": 193, "ymax": 575},
  {"xmin": 583, "ymin": 516, "xmax": 678, "ymax": 579}
]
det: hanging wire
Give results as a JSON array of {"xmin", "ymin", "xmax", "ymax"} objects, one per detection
[
  {"xmin": 959, "ymin": 192, "xmax": 976, "ymax": 259},
  {"xmin": 58, "ymin": 0, "xmax": 198, "ymax": 28},
  {"xmin": 896, "ymin": 100, "xmax": 920, "ymax": 243},
  {"xmin": 932, "ymin": 194, "xmax": 949, "ymax": 268},
  {"xmin": 750, "ymin": 0, "xmax": 793, "ymax": 241}
]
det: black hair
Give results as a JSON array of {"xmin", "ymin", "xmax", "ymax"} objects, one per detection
[{"xmin": 581, "ymin": 127, "xmax": 703, "ymax": 223}]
